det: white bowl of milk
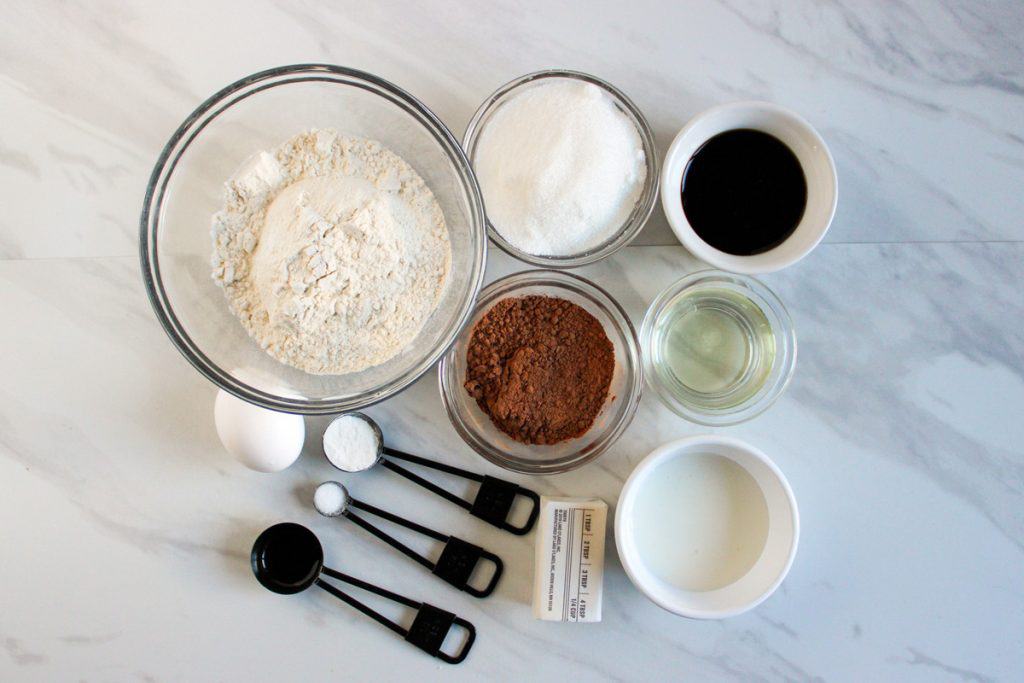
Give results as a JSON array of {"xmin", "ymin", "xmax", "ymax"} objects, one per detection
[{"xmin": 614, "ymin": 435, "xmax": 799, "ymax": 619}]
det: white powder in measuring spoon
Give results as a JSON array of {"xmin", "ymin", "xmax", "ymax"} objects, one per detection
[
  {"xmin": 323, "ymin": 415, "xmax": 381, "ymax": 472},
  {"xmin": 473, "ymin": 79, "xmax": 647, "ymax": 256},
  {"xmin": 314, "ymin": 481, "xmax": 350, "ymax": 517}
]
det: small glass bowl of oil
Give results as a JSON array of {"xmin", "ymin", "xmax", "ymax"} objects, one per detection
[{"xmin": 641, "ymin": 270, "xmax": 795, "ymax": 425}]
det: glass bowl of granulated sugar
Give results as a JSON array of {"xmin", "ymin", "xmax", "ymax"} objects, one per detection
[
  {"xmin": 464, "ymin": 70, "xmax": 659, "ymax": 268},
  {"xmin": 141, "ymin": 65, "xmax": 487, "ymax": 414}
]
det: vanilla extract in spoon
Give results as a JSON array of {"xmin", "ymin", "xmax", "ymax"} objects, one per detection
[{"xmin": 681, "ymin": 129, "xmax": 807, "ymax": 256}]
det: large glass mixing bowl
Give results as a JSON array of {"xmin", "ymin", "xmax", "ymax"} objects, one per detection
[{"xmin": 140, "ymin": 65, "xmax": 487, "ymax": 414}]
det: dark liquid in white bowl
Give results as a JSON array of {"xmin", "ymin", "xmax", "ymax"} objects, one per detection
[{"xmin": 681, "ymin": 129, "xmax": 807, "ymax": 256}]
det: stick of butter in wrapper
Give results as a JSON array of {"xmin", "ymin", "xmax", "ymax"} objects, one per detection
[{"xmin": 532, "ymin": 496, "xmax": 606, "ymax": 622}]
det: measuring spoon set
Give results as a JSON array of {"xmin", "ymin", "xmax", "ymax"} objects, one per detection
[{"xmin": 251, "ymin": 413, "xmax": 539, "ymax": 665}]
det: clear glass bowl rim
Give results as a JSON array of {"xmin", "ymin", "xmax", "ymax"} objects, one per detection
[
  {"xmin": 462, "ymin": 69, "xmax": 660, "ymax": 268},
  {"xmin": 640, "ymin": 269, "xmax": 797, "ymax": 426},
  {"xmin": 139, "ymin": 64, "xmax": 488, "ymax": 414},
  {"xmin": 438, "ymin": 268, "xmax": 643, "ymax": 474}
]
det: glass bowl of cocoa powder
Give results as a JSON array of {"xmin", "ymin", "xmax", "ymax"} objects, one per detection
[{"xmin": 439, "ymin": 269, "xmax": 642, "ymax": 474}]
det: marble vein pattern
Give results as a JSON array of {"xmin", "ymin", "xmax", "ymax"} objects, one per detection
[{"xmin": 1, "ymin": 0, "xmax": 1021, "ymax": 681}]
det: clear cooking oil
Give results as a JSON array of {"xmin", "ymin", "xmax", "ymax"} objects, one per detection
[{"xmin": 651, "ymin": 287, "xmax": 775, "ymax": 409}]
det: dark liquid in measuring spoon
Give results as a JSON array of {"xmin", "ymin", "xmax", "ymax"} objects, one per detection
[
  {"xmin": 681, "ymin": 129, "xmax": 807, "ymax": 256},
  {"xmin": 257, "ymin": 526, "xmax": 321, "ymax": 589}
]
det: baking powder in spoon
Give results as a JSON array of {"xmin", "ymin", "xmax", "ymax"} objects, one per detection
[{"xmin": 323, "ymin": 414, "xmax": 381, "ymax": 472}]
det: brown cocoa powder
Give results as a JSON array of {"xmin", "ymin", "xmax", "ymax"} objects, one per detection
[{"xmin": 464, "ymin": 295, "xmax": 614, "ymax": 445}]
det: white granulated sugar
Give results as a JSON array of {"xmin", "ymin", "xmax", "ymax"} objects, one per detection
[
  {"xmin": 314, "ymin": 481, "xmax": 349, "ymax": 516},
  {"xmin": 211, "ymin": 129, "xmax": 451, "ymax": 374},
  {"xmin": 473, "ymin": 79, "xmax": 646, "ymax": 256},
  {"xmin": 323, "ymin": 415, "xmax": 381, "ymax": 472}
]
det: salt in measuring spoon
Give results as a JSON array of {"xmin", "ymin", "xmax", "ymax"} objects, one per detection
[
  {"xmin": 251, "ymin": 522, "xmax": 476, "ymax": 664},
  {"xmin": 323, "ymin": 413, "xmax": 540, "ymax": 535},
  {"xmin": 314, "ymin": 482, "xmax": 503, "ymax": 598}
]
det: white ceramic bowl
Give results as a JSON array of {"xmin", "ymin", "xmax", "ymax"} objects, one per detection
[
  {"xmin": 615, "ymin": 435, "xmax": 799, "ymax": 619},
  {"xmin": 661, "ymin": 101, "xmax": 837, "ymax": 274}
]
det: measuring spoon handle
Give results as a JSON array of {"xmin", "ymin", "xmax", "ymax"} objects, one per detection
[
  {"xmin": 346, "ymin": 500, "xmax": 504, "ymax": 597},
  {"xmin": 381, "ymin": 448, "xmax": 541, "ymax": 534},
  {"xmin": 316, "ymin": 567, "xmax": 475, "ymax": 664}
]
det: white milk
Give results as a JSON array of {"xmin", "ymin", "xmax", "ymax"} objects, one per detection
[{"xmin": 631, "ymin": 452, "xmax": 769, "ymax": 591}]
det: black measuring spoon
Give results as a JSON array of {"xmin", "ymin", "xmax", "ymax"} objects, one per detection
[
  {"xmin": 314, "ymin": 481, "xmax": 503, "ymax": 597},
  {"xmin": 323, "ymin": 413, "xmax": 540, "ymax": 535},
  {"xmin": 251, "ymin": 523, "xmax": 475, "ymax": 664}
]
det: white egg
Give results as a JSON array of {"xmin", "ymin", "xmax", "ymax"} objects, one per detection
[{"xmin": 214, "ymin": 389, "xmax": 305, "ymax": 472}]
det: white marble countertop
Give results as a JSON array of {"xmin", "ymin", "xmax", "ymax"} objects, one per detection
[{"xmin": 2, "ymin": 1, "xmax": 1022, "ymax": 681}]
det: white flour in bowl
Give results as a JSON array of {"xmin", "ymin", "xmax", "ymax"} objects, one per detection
[{"xmin": 211, "ymin": 129, "xmax": 451, "ymax": 375}]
